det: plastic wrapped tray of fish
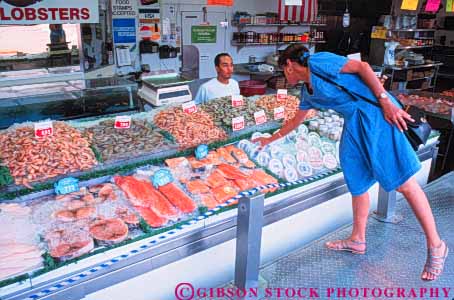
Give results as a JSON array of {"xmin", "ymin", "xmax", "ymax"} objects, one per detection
[{"xmin": 239, "ymin": 126, "xmax": 341, "ymax": 182}]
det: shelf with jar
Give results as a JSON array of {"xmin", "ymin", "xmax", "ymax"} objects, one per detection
[
  {"xmin": 232, "ymin": 31, "xmax": 326, "ymax": 50},
  {"xmin": 232, "ymin": 12, "xmax": 327, "ymax": 28}
]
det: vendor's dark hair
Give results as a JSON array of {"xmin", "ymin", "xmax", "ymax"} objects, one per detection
[
  {"xmin": 215, "ymin": 53, "xmax": 232, "ymax": 66},
  {"xmin": 278, "ymin": 44, "xmax": 310, "ymax": 67}
]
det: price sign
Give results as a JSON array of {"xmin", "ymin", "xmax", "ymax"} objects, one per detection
[
  {"xmin": 231, "ymin": 95, "xmax": 244, "ymax": 107},
  {"xmin": 152, "ymin": 169, "xmax": 174, "ymax": 188},
  {"xmin": 195, "ymin": 144, "xmax": 209, "ymax": 160},
  {"xmin": 277, "ymin": 89, "xmax": 288, "ymax": 102},
  {"xmin": 54, "ymin": 177, "xmax": 80, "ymax": 195},
  {"xmin": 254, "ymin": 110, "xmax": 267, "ymax": 125},
  {"xmin": 34, "ymin": 121, "xmax": 53, "ymax": 138},
  {"xmin": 114, "ymin": 116, "xmax": 132, "ymax": 129},
  {"xmin": 182, "ymin": 101, "xmax": 198, "ymax": 114},
  {"xmin": 274, "ymin": 106, "xmax": 285, "ymax": 120},
  {"xmin": 232, "ymin": 116, "xmax": 245, "ymax": 131}
]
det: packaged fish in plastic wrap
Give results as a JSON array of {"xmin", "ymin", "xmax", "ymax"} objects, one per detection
[
  {"xmin": 284, "ymin": 166, "xmax": 299, "ymax": 182},
  {"xmin": 298, "ymin": 124, "xmax": 309, "ymax": 135},
  {"xmin": 308, "ymin": 132, "xmax": 322, "ymax": 148},
  {"xmin": 256, "ymin": 150, "xmax": 271, "ymax": 167},
  {"xmin": 321, "ymin": 142, "xmax": 336, "ymax": 154},
  {"xmin": 323, "ymin": 153, "xmax": 339, "ymax": 170},
  {"xmin": 296, "ymin": 150, "xmax": 308, "ymax": 163},
  {"xmin": 268, "ymin": 158, "xmax": 284, "ymax": 177},
  {"xmin": 297, "ymin": 162, "xmax": 313, "ymax": 177},
  {"xmin": 282, "ymin": 153, "xmax": 297, "ymax": 169}
]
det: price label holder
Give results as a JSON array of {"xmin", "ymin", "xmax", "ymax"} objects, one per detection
[
  {"xmin": 231, "ymin": 95, "xmax": 244, "ymax": 107},
  {"xmin": 232, "ymin": 116, "xmax": 245, "ymax": 131},
  {"xmin": 182, "ymin": 101, "xmax": 198, "ymax": 114},
  {"xmin": 115, "ymin": 116, "xmax": 132, "ymax": 129},
  {"xmin": 54, "ymin": 177, "xmax": 80, "ymax": 195},
  {"xmin": 254, "ymin": 110, "xmax": 267, "ymax": 125},
  {"xmin": 274, "ymin": 106, "xmax": 285, "ymax": 120},
  {"xmin": 277, "ymin": 89, "xmax": 288, "ymax": 102},
  {"xmin": 152, "ymin": 169, "xmax": 174, "ymax": 188},
  {"xmin": 34, "ymin": 121, "xmax": 53, "ymax": 138},
  {"xmin": 195, "ymin": 144, "xmax": 209, "ymax": 160}
]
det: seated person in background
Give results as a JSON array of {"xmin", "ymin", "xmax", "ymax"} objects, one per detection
[{"xmin": 194, "ymin": 53, "xmax": 240, "ymax": 104}]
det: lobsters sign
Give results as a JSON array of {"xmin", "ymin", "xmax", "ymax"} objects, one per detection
[{"xmin": 0, "ymin": 0, "xmax": 99, "ymax": 24}]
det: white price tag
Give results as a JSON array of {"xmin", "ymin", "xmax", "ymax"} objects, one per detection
[
  {"xmin": 274, "ymin": 106, "xmax": 285, "ymax": 120},
  {"xmin": 114, "ymin": 116, "xmax": 132, "ymax": 129},
  {"xmin": 231, "ymin": 95, "xmax": 244, "ymax": 107},
  {"xmin": 277, "ymin": 89, "xmax": 288, "ymax": 102},
  {"xmin": 182, "ymin": 101, "xmax": 198, "ymax": 114},
  {"xmin": 254, "ymin": 110, "xmax": 267, "ymax": 125},
  {"xmin": 34, "ymin": 121, "xmax": 53, "ymax": 138},
  {"xmin": 232, "ymin": 116, "xmax": 245, "ymax": 131}
]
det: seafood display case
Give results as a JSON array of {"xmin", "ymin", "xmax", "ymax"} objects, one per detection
[
  {"xmin": 0, "ymin": 91, "xmax": 440, "ymax": 300},
  {"xmin": 0, "ymin": 77, "xmax": 139, "ymax": 130}
]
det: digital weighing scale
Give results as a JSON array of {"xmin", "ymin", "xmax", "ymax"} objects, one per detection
[{"xmin": 138, "ymin": 71, "xmax": 193, "ymax": 106}]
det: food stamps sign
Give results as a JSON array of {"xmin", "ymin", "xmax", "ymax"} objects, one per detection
[{"xmin": 0, "ymin": 0, "xmax": 99, "ymax": 24}]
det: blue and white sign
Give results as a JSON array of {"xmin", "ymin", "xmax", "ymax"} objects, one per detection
[
  {"xmin": 54, "ymin": 177, "xmax": 79, "ymax": 195},
  {"xmin": 113, "ymin": 18, "xmax": 136, "ymax": 44}
]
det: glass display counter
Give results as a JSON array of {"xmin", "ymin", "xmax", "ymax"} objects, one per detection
[{"xmin": 0, "ymin": 77, "xmax": 139, "ymax": 129}]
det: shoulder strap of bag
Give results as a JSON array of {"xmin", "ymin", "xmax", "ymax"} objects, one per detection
[{"xmin": 310, "ymin": 68, "xmax": 385, "ymax": 109}]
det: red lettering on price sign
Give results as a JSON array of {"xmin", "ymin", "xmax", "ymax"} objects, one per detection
[
  {"xmin": 115, "ymin": 116, "xmax": 131, "ymax": 129},
  {"xmin": 34, "ymin": 121, "xmax": 53, "ymax": 138},
  {"xmin": 232, "ymin": 116, "xmax": 245, "ymax": 131},
  {"xmin": 274, "ymin": 106, "xmax": 285, "ymax": 120},
  {"xmin": 182, "ymin": 101, "xmax": 198, "ymax": 114},
  {"xmin": 231, "ymin": 95, "xmax": 244, "ymax": 107},
  {"xmin": 254, "ymin": 110, "xmax": 267, "ymax": 125},
  {"xmin": 277, "ymin": 89, "xmax": 288, "ymax": 103}
]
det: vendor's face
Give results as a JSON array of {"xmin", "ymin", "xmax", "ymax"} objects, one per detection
[{"xmin": 216, "ymin": 56, "xmax": 234, "ymax": 79}]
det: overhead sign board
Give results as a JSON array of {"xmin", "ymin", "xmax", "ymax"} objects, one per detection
[{"xmin": 0, "ymin": 0, "xmax": 99, "ymax": 24}]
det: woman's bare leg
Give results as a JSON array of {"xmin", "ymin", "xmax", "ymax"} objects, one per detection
[
  {"xmin": 396, "ymin": 177, "xmax": 446, "ymax": 281},
  {"xmin": 326, "ymin": 192, "xmax": 370, "ymax": 253}
]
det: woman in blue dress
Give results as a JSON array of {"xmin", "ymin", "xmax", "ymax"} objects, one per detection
[{"xmin": 254, "ymin": 44, "xmax": 448, "ymax": 281}]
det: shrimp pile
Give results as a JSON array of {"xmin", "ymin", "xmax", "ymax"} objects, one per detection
[
  {"xmin": 154, "ymin": 107, "xmax": 227, "ymax": 149},
  {"xmin": 0, "ymin": 122, "xmax": 97, "ymax": 187}
]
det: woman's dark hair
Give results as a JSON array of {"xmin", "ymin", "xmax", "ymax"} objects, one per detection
[{"xmin": 278, "ymin": 44, "xmax": 310, "ymax": 68}]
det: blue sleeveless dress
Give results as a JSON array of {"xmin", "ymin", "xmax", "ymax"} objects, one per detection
[{"xmin": 299, "ymin": 52, "xmax": 421, "ymax": 196}]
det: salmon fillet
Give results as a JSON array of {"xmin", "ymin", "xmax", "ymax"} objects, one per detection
[
  {"xmin": 114, "ymin": 176, "xmax": 178, "ymax": 218},
  {"xmin": 212, "ymin": 184, "xmax": 238, "ymax": 204},
  {"xmin": 216, "ymin": 147, "xmax": 236, "ymax": 164},
  {"xmin": 158, "ymin": 183, "xmax": 197, "ymax": 213},
  {"xmin": 234, "ymin": 178, "xmax": 257, "ymax": 191},
  {"xmin": 200, "ymin": 193, "xmax": 218, "ymax": 209},
  {"xmin": 206, "ymin": 169, "xmax": 230, "ymax": 188},
  {"xmin": 134, "ymin": 207, "xmax": 167, "ymax": 228},
  {"xmin": 186, "ymin": 180, "xmax": 210, "ymax": 194},
  {"xmin": 217, "ymin": 164, "xmax": 248, "ymax": 180},
  {"xmin": 251, "ymin": 169, "xmax": 278, "ymax": 193}
]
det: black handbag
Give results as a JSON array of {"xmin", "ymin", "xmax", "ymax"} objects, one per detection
[{"xmin": 310, "ymin": 70, "xmax": 432, "ymax": 151}]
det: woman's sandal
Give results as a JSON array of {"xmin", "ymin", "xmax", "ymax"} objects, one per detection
[
  {"xmin": 422, "ymin": 240, "xmax": 449, "ymax": 281},
  {"xmin": 325, "ymin": 239, "xmax": 366, "ymax": 255}
]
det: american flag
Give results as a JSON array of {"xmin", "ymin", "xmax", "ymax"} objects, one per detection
[{"xmin": 278, "ymin": 0, "xmax": 318, "ymax": 23}]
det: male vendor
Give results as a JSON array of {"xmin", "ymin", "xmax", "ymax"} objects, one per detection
[{"xmin": 194, "ymin": 53, "xmax": 240, "ymax": 104}]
